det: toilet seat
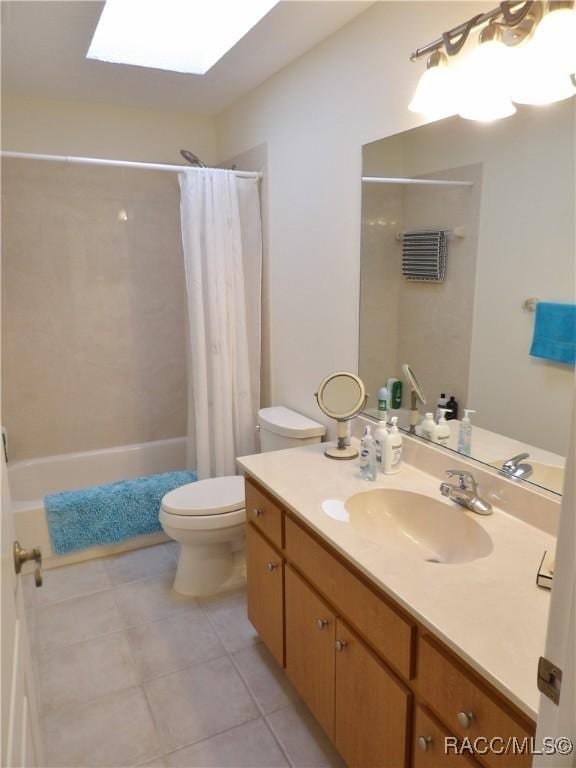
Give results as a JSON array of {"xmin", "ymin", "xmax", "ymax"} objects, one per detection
[{"xmin": 161, "ymin": 476, "xmax": 245, "ymax": 517}]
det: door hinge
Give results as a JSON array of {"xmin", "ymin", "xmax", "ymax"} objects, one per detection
[{"xmin": 537, "ymin": 656, "xmax": 562, "ymax": 705}]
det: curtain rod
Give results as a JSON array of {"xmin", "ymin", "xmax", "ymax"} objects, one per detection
[{"xmin": 1, "ymin": 151, "xmax": 262, "ymax": 179}]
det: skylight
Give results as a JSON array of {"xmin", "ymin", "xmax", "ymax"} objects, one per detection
[{"xmin": 87, "ymin": 0, "xmax": 279, "ymax": 75}]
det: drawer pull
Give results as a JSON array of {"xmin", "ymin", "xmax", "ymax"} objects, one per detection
[
  {"xmin": 254, "ymin": 508, "xmax": 264, "ymax": 518},
  {"xmin": 335, "ymin": 639, "xmax": 348, "ymax": 652},
  {"xmin": 316, "ymin": 618, "xmax": 329, "ymax": 631},
  {"xmin": 417, "ymin": 736, "xmax": 432, "ymax": 752},
  {"xmin": 457, "ymin": 711, "xmax": 475, "ymax": 729},
  {"xmin": 267, "ymin": 562, "xmax": 278, "ymax": 572}
]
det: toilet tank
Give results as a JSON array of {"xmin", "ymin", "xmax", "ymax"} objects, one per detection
[{"xmin": 258, "ymin": 407, "xmax": 325, "ymax": 452}]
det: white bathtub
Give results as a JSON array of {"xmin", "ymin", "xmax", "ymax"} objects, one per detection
[{"xmin": 8, "ymin": 437, "xmax": 187, "ymax": 568}]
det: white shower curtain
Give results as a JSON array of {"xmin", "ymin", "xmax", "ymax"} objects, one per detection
[{"xmin": 179, "ymin": 169, "xmax": 262, "ymax": 479}]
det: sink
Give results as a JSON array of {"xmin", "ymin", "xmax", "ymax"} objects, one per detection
[
  {"xmin": 344, "ymin": 489, "xmax": 493, "ymax": 564},
  {"xmin": 490, "ymin": 459, "xmax": 564, "ymax": 494}
]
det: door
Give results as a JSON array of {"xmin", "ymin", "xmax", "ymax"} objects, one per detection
[
  {"xmin": 246, "ymin": 523, "xmax": 284, "ymax": 665},
  {"xmin": 285, "ymin": 565, "xmax": 336, "ymax": 739},
  {"xmin": 1, "ymin": 455, "xmax": 42, "ymax": 767},
  {"xmin": 335, "ymin": 619, "xmax": 410, "ymax": 768}
]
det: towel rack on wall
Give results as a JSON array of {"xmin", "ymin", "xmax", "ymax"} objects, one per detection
[
  {"xmin": 522, "ymin": 297, "xmax": 539, "ymax": 312},
  {"xmin": 395, "ymin": 226, "xmax": 465, "ymax": 241}
]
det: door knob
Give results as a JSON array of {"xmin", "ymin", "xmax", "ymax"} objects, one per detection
[
  {"xmin": 457, "ymin": 711, "xmax": 475, "ymax": 729},
  {"xmin": 266, "ymin": 562, "xmax": 278, "ymax": 572},
  {"xmin": 417, "ymin": 736, "xmax": 432, "ymax": 752},
  {"xmin": 316, "ymin": 618, "xmax": 329, "ymax": 630},
  {"xmin": 13, "ymin": 541, "xmax": 43, "ymax": 587},
  {"xmin": 335, "ymin": 639, "xmax": 348, "ymax": 652}
]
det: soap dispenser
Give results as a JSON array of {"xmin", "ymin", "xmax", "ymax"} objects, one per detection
[
  {"xmin": 360, "ymin": 425, "xmax": 377, "ymax": 480},
  {"xmin": 383, "ymin": 416, "xmax": 402, "ymax": 474},
  {"xmin": 458, "ymin": 409, "xmax": 476, "ymax": 456},
  {"xmin": 374, "ymin": 420, "xmax": 388, "ymax": 468},
  {"xmin": 436, "ymin": 408, "xmax": 451, "ymax": 446},
  {"xmin": 420, "ymin": 413, "xmax": 437, "ymax": 442}
]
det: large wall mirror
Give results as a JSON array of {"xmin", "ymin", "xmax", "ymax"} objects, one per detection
[{"xmin": 359, "ymin": 100, "xmax": 575, "ymax": 496}]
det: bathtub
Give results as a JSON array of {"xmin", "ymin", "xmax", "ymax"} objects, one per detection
[{"xmin": 8, "ymin": 437, "xmax": 187, "ymax": 569}]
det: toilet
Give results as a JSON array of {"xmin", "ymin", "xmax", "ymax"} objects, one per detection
[{"xmin": 160, "ymin": 406, "xmax": 325, "ymax": 596}]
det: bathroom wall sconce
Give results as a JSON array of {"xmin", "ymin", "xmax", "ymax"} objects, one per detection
[{"xmin": 409, "ymin": 1, "xmax": 576, "ymax": 123}]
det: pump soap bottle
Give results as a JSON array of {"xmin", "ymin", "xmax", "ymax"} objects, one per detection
[
  {"xmin": 436, "ymin": 408, "xmax": 451, "ymax": 445},
  {"xmin": 458, "ymin": 409, "xmax": 476, "ymax": 456},
  {"xmin": 383, "ymin": 416, "xmax": 403, "ymax": 474}
]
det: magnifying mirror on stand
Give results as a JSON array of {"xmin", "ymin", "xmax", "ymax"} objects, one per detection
[
  {"xmin": 315, "ymin": 372, "xmax": 367, "ymax": 460},
  {"xmin": 402, "ymin": 363, "xmax": 426, "ymax": 434}
]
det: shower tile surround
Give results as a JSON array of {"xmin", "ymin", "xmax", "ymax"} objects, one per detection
[
  {"xmin": 1, "ymin": 159, "xmax": 188, "ymax": 461},
  {"xmin": 25, "ymin": 542, "xmax": 343, "ymax": 768}
]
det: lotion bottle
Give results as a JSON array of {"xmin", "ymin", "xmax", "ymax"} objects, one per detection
[
  {"xmin": 377, "ymin": 386, "xmax": 389, "ymax": 421},
  {"xmin": 374, "ymin": 420, "xmax": 388, "ymax": 469},
  {"xmin": 436, "ymin": 408, "xmax": 451, "ymax": 445},
  {"xmin": 457, "ymin": 409, "xmax": 476, "ymax": 456},
  {"xmin": 421, "ymin": 413, "xmax": 437, "ymax": 442},
  {"xmin": 383, "ymin": 417, "xmax": 402, "ymax": 474},
  {"xmin": 360, "ymin": 425, "xmax": 377, "ymax": 480}
]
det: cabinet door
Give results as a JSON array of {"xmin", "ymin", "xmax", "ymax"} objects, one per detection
[
  {"xmin": 335, "ymin": 619, "xmax": 410, "ymax": 768},
  {"xmin": 413, "ymin": 706, "xmax": 479, "ymax": 768},
  {"xmin": 246, "ymin": 523, "xmax": 284, "ymax": 665},
  {"xmin": 285, "ymin": 565, "xmax": 336, "ymax": 739}
]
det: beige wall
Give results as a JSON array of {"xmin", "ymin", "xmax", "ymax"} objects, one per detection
[{"xmin": 2, "ymin": 159, "xmax": 188, "ymax": 461}]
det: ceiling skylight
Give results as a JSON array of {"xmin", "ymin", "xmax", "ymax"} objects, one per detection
[{"xmin": 87, "ymin": 0, "xmax": 279, "ymax": 75}]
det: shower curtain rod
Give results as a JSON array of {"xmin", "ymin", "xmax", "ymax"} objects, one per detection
[{"xmin": 1, "ymin": 151, "xmax": 262, "ymax": 179}]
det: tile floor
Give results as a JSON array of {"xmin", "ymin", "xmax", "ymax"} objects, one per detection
[{"xmin": 24, "ymin": 542, "xmax": 344, "ymax": 768}]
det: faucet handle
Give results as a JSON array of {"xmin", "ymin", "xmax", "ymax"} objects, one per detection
[
  {"xmin": 445, "ymin": 470, "xmax": 477, "ymax": 492},
  {"xmin": 502, "ymin": 453, "xmax": 530, "ymax": 470}
]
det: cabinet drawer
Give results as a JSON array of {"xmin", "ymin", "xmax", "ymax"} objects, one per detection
[
  {"xmin": 413, "ymin": 706, "xmax": 478, "ymax": 768},
  {"xmin": 245, "ymin": 479, "xmax": 283, "ymax": 549},
  {"xmin": 417, "ymin": 636, "xmax": 533, "ymax": 768},
  {"xmin": 285, "ymin": 515, "xmax": 414, "ymax": 679},
  {"xmin": 246, "ymin": 523, "xmax": 284, "ymax": 665}
]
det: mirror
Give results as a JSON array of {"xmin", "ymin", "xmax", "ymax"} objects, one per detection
[
  {"xmin": 359, "ymin": 101, "xmax": 575, "ymax": 495},
  {"xmin": 316, "ymin": 372, "xmax": 367, "ymax": 460}
]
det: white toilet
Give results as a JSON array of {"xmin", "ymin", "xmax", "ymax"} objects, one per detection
[{"xmin": 160, "ymin": 406, "xmax": 325, "ymax": 596}]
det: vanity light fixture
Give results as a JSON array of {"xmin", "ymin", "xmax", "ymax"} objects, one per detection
[
  {"xmin": 507, "ymin": 37, "xmax": 576, "ymax": 104},
  {"xmin": 408, "ymin": 51, "xmax": 458, "ymax": 120},
  {"xmin": 533, "ymin": 0, "xmax": 576, "ymax": 74}
]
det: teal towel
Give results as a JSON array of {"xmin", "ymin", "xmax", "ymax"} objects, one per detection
[
  {"xmin": 45, "ymin": 470, "xmax": 197, "ymax": 555},
  {"xmin": 530, "ymin": 302, "xmax": 576, "ymax": 365}
]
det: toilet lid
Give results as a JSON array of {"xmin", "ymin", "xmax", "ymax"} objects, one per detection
[{"xmin": 161, "ymin": 476, "xmax": 245, "ymax": 517}]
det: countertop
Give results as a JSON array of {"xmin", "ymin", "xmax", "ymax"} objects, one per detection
[{"xmin": 237, "ymin": 441, "xmax": 554, "ymax": 721}]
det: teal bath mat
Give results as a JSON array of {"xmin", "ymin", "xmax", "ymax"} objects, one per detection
[{"xmin": 45, "ymin": 470, "xmax": 197, "ymax": 555}]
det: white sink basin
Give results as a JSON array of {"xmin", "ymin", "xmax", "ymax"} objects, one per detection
[
  {"xmin": 490, "ymin": 459, "xmax": 564, "ymax": 494},
  {"xmin": 345, "ymin": 489, "xmax": 493, "ymax": 564}
]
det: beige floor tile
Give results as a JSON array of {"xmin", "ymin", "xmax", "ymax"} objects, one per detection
[
  {"xmin": 126, "ymin": 609, "xmax": 226, "ymax": 680},
  {"xmin": 44, "ymin": 686, "xmax": 161, "ymax": 767},
  {"xmin": 115, "ymin": 572, "xmax": 197, "ymax": 628},
  {"xmin": 37, "ymin": 588, "xmax": 123, "ymax": 653},
  {"xmin": 104, "ymin": 543, "xmax": 178, "ymax": 586},
  {"xmin": 165, "ymin": 718, "xmax": 289, "ymax": 767},
  {"xmin": 41, "ymin": 630, "xmax": 138, "ymax": 712},
  {"xmin": 136, "ymin": 759, "xmax": 167, "ymax": 768},
  {"xmin": 267, "ymin": 705, "xmax": 345, "ymax": 768},
  {"xmin": 35, "ymin": 559, "xmax": 112, "ymax": 606},
  {"xmin": 145, "ymin": 655, "xmax": 259, "ymax": 753},
  {"xmin": 200, "ymin": 589, "xmax": 260, "ymax": 653},
  {"xmin": 232, "ymin": 643, "xmax": 299, "ymax": 715}
]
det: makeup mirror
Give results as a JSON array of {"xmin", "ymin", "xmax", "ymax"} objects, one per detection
[{"xmin": 316, "ymin": 372, "xmax": 367, "ymax": 460}]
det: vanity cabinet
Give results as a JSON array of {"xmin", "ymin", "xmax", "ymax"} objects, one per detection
[{"xmin": 244, "ymin": 478, "xmax": 535, "ymax": 768}]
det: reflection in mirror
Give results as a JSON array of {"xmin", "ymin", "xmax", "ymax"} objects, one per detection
[
  {"xmin": 316, "ymin": 372, "xmax": 367, "ymax": 460},
  {"xmin": 359, "ymin": 101, "xmax": 575, "ymax": 495}
]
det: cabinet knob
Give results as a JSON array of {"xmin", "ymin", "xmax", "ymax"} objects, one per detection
[
  {"xmin": 316, "ymin": 618, "xmax": 329, "ymax": 631},
  {"xmin": 254, "ymin": 508, "xmax": 264, "ymax": 518},
  {"xmin": 457, "ymin": 711, "xmax": 475, "ymax": 729},
  {"xmin": 335, "ymin": 639, "xmax": 348, "ymax": 652},
  {"xmin": 267, "ymin": 562, "xmax": 278, "ymax": 572},
  {"xmin": 417, "ymin": 736, "xmax": 432, "ymax": 752}
]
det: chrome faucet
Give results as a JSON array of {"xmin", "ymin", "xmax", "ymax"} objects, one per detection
[
  {"xmin": 500, "ymin": 453, "xmax": 533, "ymax": 481},
  {"xmin": 440, "ymin": 470, "xmax": 493, "ymax": 516}
]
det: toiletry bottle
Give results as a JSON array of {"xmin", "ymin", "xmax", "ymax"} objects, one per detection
[
  {"xmin": 360, "ymin": 425, "xmax": 377, "ymax": 480},
  {"xmin": 457, "ymin": 409, "xmax": 476, "ymax": 456},
  {"xmin": 387, "ymin": 378, "xmax": 403, "ymax": 410},
  {"xmin": 374, "ymin": 420, "xmax": 388, "ymax": 469},
  {"xmin": 446, "ymin": 395, "xmax": 458, "ymax": 421},
  {"xmin": 383, "ymin": 416, "xmax": 403, "ymax": 474},
  {"xmin": 436, "ymin": 393, "xmax": 447, "ymax": 421},
  {"xmin": 420, "ymin": 413, "xmax": 438, "ymax": 442},
  {"xmin": 436, "ymin": 408, "xmax": 451, "ymax": 445},
  {"xmin": 377, "ymin": 386, "xmax": 389, "ymax": 421}
]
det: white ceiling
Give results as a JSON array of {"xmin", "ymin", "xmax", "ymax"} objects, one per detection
[{"xmin": 1, "ymin": 1, "xmax": 372, "ymax": 115}]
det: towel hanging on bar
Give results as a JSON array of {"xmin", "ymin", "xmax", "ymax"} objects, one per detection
[{"xmin": 401, "ymin": 229, "xmax": 447, "ymax": 282}]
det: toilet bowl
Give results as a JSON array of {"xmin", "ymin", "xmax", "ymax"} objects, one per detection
[{"xmin": 160, "ymin": 476, "xmax": 245, "ymax": 596}]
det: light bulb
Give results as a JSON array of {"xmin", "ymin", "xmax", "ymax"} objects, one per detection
[
  {"xmin": 458, "ymin": 33, "xmax": 516, "ymax": 122},
  {"xmin": 408, "ymin": 51, "xmax": 458, "ymax": 121},
  {"xmin": 508, "ymin": 39, "xmax": 576, "ymax": 104},
  {"xmin": 534, "ymin": 5, "xmax": 576, "ymax": 75}
]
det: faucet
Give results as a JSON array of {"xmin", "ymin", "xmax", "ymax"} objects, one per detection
[
  {"xmin": 500, "ymin": 453, "xmax": 533, "ymax": 481},
  {"xmin": 440, "ymin": 470, "xmax": 493, "ymax": 516}
]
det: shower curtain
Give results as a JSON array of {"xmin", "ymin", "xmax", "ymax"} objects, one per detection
[{"xmin": 179, "ymin": 169, "xmax": 262, "ymax": 479}]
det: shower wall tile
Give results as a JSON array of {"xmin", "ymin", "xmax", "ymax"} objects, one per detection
[{"xmin": 1, "ymin": 160, "xmax": 187, "ymax": 460}]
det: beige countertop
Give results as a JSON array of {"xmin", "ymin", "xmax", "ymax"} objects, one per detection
[{"xmin": 238, "ymin": 440, "xmax": 554, "ymax": 722}]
